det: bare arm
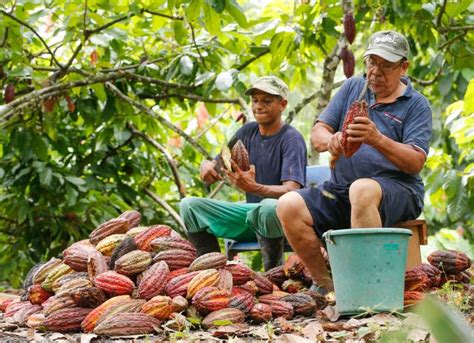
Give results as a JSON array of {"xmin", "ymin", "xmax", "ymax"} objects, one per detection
[{"xmin": 225, "ymin": 162, "xmax": 302, "ymax": 198}]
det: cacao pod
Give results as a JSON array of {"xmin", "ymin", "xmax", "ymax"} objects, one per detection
[
  {"xmin": 93, "ymin": 271, "xmax": 135, "ymax": 295},
  {"xmin": 202, "ymin": 308, "xmax": 245, "ymax": 328},
  {"xmin": 43, "ymin": 295, "xmax": 77, "ymax": 316},
  {"xmin": 114, "ymin": 250, "xmax": 152, "ymax": 276},
  {"xmin": 165, "ymin": 271, "xmax": 200, "ymax": 298},
  {"xmin": 32, "ymin": 257, "xmax": 62, "ymax": 285},
  {"xmin": 427, "ymin": 250, "xmax": 471, "ymax": 274},
  {"xmin": 41, "ymin": 263, "xmax": 75, "ymax": 291},
  {"xmin": 413, "ymin": 263, "xmax": 442, "ymax": 288},
  {"xmin": 186, "ymin": 269, "xmax": 220, "ymax": 299},
  {"xmin": 141, "ymin": 295, "xmax": 174, "ymax": 320},
  {"xmin": 93, "ymin": 312, "xmax": 160, "ymax": 336},
  {"xmin": 249, "ymin": 303, "xmax": 272, "ymax": 323},
  {"xmin": 192, "ymin": 286, "xmax": 230, "ymax": 314},
  {"xmin": 188, "ymin": 252, "xmax": 227, "ymax": 272},
  {"xmin": 89, "ymin": 218, "xmax": 129, "ymax": 245},
  {"xmin": 27, "ymin": 284, "xmax": 53, "ymax": 305},
  {"xmin": 231, "ymin": 139, "xmax": 250, "ymax": 171},
  {"xmin": 263, "ymin": 265, "xmax": 286, "ymax": 286},
  {"xmin": 22, "ymin": 262, "xmax": 43, "ymax": 291},
  {"xmin": 4, "ymin": 84, "xmax": 15, "ymax": 103},
  {"xmin": 95, "ymin": 234, "xmax": 127, "ymax": 256},
  {"xmin": 150, "ymin": 236, "xmax": 197, "ymax": 253},
  {"xmin": 41, "ymin": 307, "xmax": 93, "ymax": 332},
  {"xmin": 217, "ymin": 269, "xmax": 233, "ymax": 294},
  {"xmin": 26, "ymin": 312, "xmax": 45, "ymax": 329},
  {"xmin": 81, "ymin": 295, "xmax": 131, "ymax": 332},
  {"xmin": 55, "ymin": 278, "xmax": 93, "ymax": 297},
  {"xmin": 138, "ymin": 261, "xmax": 170, "ymax": 299},
  {"xmin": 343, "ymin": 12, "xmax": 356, "ymax": 44},
  {"xmin": 281, "ymin": 293, "xmax": 316, "ymax": 316},
  {"xmin": 153, "ymin": 249, "xmax": 196, "ymax": 271},
  {"xmin": 51, "ymin": 272, "xmax": 89, "ymax": 293},
  {"xmin": 228, "ymin": 289, "xmax": 254, "ymax": 313},
  {"xmin": 109, "ymin": 236, "xmax": 138, "ymax": 269},
  {"xmin": 224, "ymin": 262, "xmax": 255, "ymax": 285},
  {"xmin": 282, "ymin": 278, "xmax": 306, "ymax": 294},
  {"xmin": 258, "ymin": 291, "xmax": 289, "ymax": 305},
  {"xmin": 404, "ymin": 268, "xmax": 431, "ymax": 292},
  {"xmin": 117, "ymin": 209, "xmax": 142, "ymax": 229},
  {"xmin": 342, "ymin": 47, "xmax": 355, "ymax": 78},
  {"xmin": 95, "ymin": 298, "xmax": 146, "ymax": 328},
  {"xmin": 87, "ymin": 250, "xmax": 109, "ymax": 280},
  {"xmin": 171, "ymin": 295, "xmax": 189, "ymax": 312},
  {"xmin": 70, "ymin": 287, "xmax": 108, "ymax": 308},
  {"xmin": 134, "ymin": 224, "xmax": 172, "ymax": 251},
  {"xmin": 341, "ymin": 99, "xmax": 368, "ymax": 158},
  {"xmin": 62, "ymin": 242, "xmax": 97, "ymax": 272},
  {"xmin": 12, "ymin": 303, "xmax": 42, "ymax": 325},
  {"xmin": 270, "ymin": 300, "xmax": 294, "ymax": 319},
  {"xmin": 404, "ymin": 291, "xmax": 424, "ymax": 307},
  {"xmin": 254, "ymin": 273, "xmax": 274, "ymax": 295}
]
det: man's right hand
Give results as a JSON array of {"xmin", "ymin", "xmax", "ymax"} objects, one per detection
[
  {"xmin": 200, "ymin": 160, "xmax": 223, "ymax": 184},
  {"xmin": 327, "ymin": 131, "xmax": 343, "ymax": 158}
]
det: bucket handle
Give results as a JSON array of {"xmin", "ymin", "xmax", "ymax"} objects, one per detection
[{"xmin": 323, "ymin": 230, "xmax": 335, "ymax": 245}]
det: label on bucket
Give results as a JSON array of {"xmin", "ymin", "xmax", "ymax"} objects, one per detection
[{"xmin": 383, "ymin": 243, "xmax": 399, "ymax": 251}]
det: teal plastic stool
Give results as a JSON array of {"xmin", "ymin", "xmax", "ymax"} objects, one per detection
[{"xmin": 323, "ymin": 228, "xmax": 412, "ymax": 315}]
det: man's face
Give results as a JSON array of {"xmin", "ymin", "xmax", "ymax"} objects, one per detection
[
  {"xmin": 366, "ymin": 55, "xmax": 408, "ymax": 97},
  {"xmin": 251, "ymin": 90, "xmax": 287, "ymax": 126}
]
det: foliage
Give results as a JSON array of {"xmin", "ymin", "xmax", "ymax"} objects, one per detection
[
  {"xmin": 414, "ymin": 295, "xmax": 473, "ymax": 343},
  {"xmin": 0, "ymin": 0, "xmax": 473, "ymax": 286}
]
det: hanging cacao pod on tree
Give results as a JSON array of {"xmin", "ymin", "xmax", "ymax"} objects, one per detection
[{"xmin": 343, "ymin": 12, "xmax": 356, "ymax": 44}]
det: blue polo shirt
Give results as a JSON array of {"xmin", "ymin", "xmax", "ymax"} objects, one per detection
[
  {"xmin": 318, "ymin": 75, "xmax": 432, "ymax": 208},
  {"xmin": 229, "ymin": 122, "xmax": 307, "ymax": 203}
]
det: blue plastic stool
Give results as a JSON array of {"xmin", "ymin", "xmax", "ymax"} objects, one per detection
[{"xmin": 224, "ymin": 165, "xmax": 331, "ymax": 261}]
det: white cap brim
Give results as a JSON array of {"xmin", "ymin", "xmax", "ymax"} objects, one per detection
[
  {"xmin": 363, "ymin": 48, "xmax": 404, "ymax": 63},
  {"xmin": 244, "ymin": 86, "xmax": 284, "ymax": 98}
]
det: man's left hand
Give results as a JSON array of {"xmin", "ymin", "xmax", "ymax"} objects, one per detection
[
  {"xmin": 347, "ymin": 116, "xmax": 383, "ymax": 146},
  {"xmin": 225, "ymin": 161, "xmax": 258, "ymax": 193}
]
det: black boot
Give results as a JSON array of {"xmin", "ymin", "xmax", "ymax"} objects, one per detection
[
  {"xmin": 187, "ymin": 231, "xmax": 221, "ymax": 256},
  {"xmin": 257, "ymin": 235, "xmax": 284, "ymax": 271}
]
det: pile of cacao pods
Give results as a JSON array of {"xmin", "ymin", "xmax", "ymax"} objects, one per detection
[
  {"xmin": 0, "ymin": 210, "xmax": 328, "ymax": 336},
  {"xmin": 404, "ymin": 250, "xmax": 472, "ymax": 307}
]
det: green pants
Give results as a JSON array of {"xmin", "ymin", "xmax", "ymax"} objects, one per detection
[{"xmin": 179, "ymin": 197, "xmax": 283, "ymax": 241}]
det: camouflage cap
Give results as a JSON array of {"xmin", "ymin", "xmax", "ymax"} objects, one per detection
[
  {"xmin": 244, "ymin": 76, "xmax": 289, "ymax": 100},
  {"xmin": 363, "ymin": 30, "xmax": 410, "ymax": 63}
]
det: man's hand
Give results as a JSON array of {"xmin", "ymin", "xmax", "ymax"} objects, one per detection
[
  {"xmin": 225, "ymin": 160, "xmax": 258, "ymax": 193},
  {"xmin": 346, "ymin": 116, "xmax": 383, "ymax": 146},
  {"xmin": 200, "ymin": 160, "xmax": 222, "ymax": 184},
  {"xmin": 327, "ymin": 131, "xmax": 343, "ymax": 158}
]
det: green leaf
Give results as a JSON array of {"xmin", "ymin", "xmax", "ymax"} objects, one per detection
[
  {"xmin": 65, "ymin": 176, "xmax": 86, "ymax": 186},
  {"xmin": 91, "ymin": 84, "xmax": 107, "ymax": 102},
  {"xmin": 415, "ymin": 296, "xmax": 473, "ymax": 343},
  {"xmin": 174, "ymin": 21, "xmax": 188, "ymax": 45},
  {"xmin": 39, "ymin": 168, "xmax": 53, "ymax": 186},
  {"xmin": 203, "ymin": 2, "xmax": 221, "ymax": 35},
  {"xmin": 185, "ymin": 0, "xmax": 202, "ymax": 22},
  {"xmin": 225, "ymin": 0, "xmax": 248, "ymax": 28},
  {"xmin": 463, "ymin": 79, "xmax": 474, "ymax": 115},
  {"xmin": 208, "ymin": 0, "xmax": 225, "ymax": 13}
]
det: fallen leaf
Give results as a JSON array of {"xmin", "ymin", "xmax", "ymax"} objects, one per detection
[
  {"xmin": 212, "ymin": 323, "xmax": 249, "ymax": 338},
  {"xmin": 319, "ymin": 305, "xmax": 340, "ymax": 322},
  {"xmin": 280, "ymin": 333, "xmax": 314, "ymax": 343},
  {"xmin": 251, "ymin": 325, "xmax": 270, "ymax": 340},
  {"xmin": 321, "ymin": 322, "xmax": 346, "ymax": 332},
  {"xmin": 302, "ymin": 321, "xmax": 324, "ymax": 339},
  {"xmin": 408, "ymin": 328, "xmax": 430, "ymax": 342},
  {"xmin": 80, "ymin": 333, "xmax": 97, "ymax": 343},
  {"xmin": 275, "ymin": 317, "xmax": 295, "ymax": 332}
]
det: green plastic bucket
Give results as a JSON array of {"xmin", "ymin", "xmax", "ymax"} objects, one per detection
[{"xmin": 322, "ymin": 228, "xmax": 412, "ymax": 315}]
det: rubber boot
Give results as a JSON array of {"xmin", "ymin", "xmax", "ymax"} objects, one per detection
[
  {"xmin": 186, "ymin": 231, "xmax": 221, "ymax": 256},
  {"xmin": 257, "ymin": 234, "xmax": 285, "ymax": 271}
]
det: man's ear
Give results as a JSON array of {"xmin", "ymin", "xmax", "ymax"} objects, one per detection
[{"xmin": 280, "ymin": 99, "xmax": 288, "ymax": 111}]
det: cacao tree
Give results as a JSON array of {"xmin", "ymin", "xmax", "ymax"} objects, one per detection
[{"xmin": 0, "ymin": 0, "xmax": 473, "ymax": 286}]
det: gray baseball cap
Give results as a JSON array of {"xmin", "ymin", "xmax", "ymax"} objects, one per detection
[
  {"xmin": 363, "ymin": 30, "xmax": 409, "ymax": 63},
  {"xmin": 244, "ymin": 76, "xmax": 289, "ymax": 99}
]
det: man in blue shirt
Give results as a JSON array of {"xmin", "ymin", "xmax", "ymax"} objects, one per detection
[
  {"xmin": 277, "ymin": 31, "xmax": 432, "ymax": 293},
  {"xmin": 180, "ymin": 76, "xmax": 307, "ymax": 271}
]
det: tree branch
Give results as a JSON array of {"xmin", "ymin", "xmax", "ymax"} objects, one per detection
[
  {"xmin": 85, "ymin": 13, "xmax": 135, "ymax": 37},
  {"xmin": 189, "ymin": 22, "xmax": 207, "ymax": 70},
  {"xmin": 438, "ymin": 25, "xmax": 474, "ymax": 33},
  {"xmin": 143, "ymin": 9, "xmax": 183, "ymax": 20},
  {"xmin": 410, "ymin": 61, "xmax": 445, "ymax": 87},
  {"xmin": 0, "ymin": 71, "xmax": 128, "ymax": 122},
  {"xmin": 0, "ymin": 27, "xmax": 8, "ymax": 47},
  {"xmin": 436, "ymin": 0, "xmax": 447, "ymax": 27},
  {"xmin": 123, "ymin": 71, "xmax": 194, "ymax": 90},
  {"xmin": 143, "ymin": 187, "xmax": 186, "ymax": 235},
  {"xmin": 144, "ymin": 93, "xmax": 240, "ymax": 104},
  {"xmin": 105, "ymin": 82, "xmax": 212, "ymax": 160},
  {"xmin": 0, "ymin": 10, "xmax": 62, "ymax": 68},
  {"xmin": 195, "ymin": 108, "xmax": 230, "ymax": 139},
  {"xmin": 129, "ymin": 123, "xmax": 186, "ymax": 199},
  {"xmin": 237, "ymin": 48, "xmax": 270, "ymax": 71},
  {"xmin": 286, "ymin": 80, "xmax": 344, "ymax": 124}
]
